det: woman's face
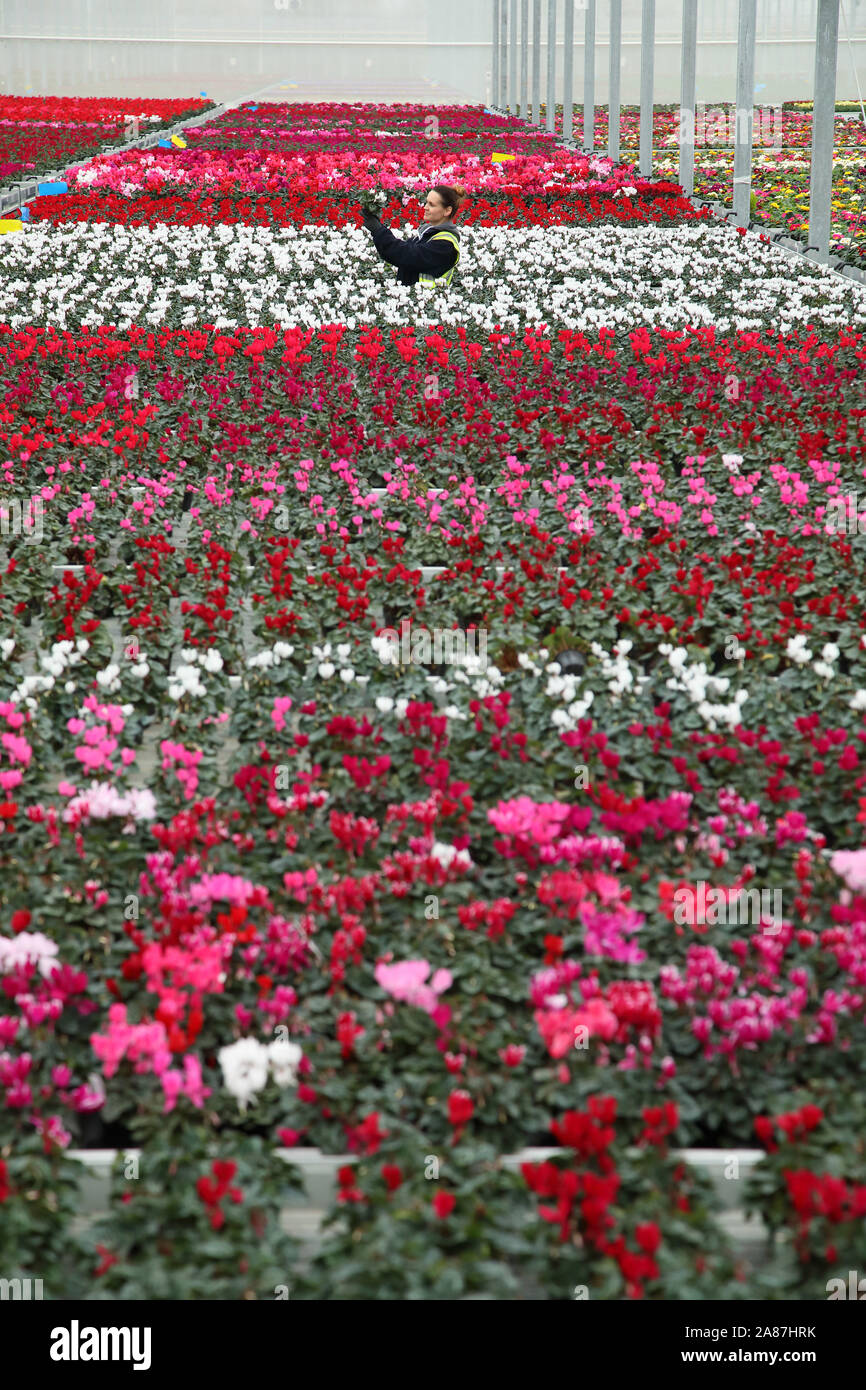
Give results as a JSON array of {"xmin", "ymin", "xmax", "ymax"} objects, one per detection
[{"xmin": 422, "ymin": 191, "xmax": 451, "ymax": 225}]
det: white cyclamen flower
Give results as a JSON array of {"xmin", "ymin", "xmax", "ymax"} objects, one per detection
[
  {"xmin": 201, "ymin": 648, "xmax": 223, "ymax": 673},
  {"xmin": 267, "ymin": 1038, "xmax": 303, "ymax": 1088},
  {"xmin": 430, "ymin": 841, "xmax": 473, "ymax": 871},
  {"xmin": 218, "ymin": 1037, "xmax": 270, "ymax": 1112},
  {"xmin": 785, "ymin": 635, "xmax": 812, "ymax": 665},
  {"xmin": 174, "ymin": 663, "xmax": 206, "ymax": 696},
  {"xmin": 95, "ymin": 664, "xmax": 121, "ymax": 691}
]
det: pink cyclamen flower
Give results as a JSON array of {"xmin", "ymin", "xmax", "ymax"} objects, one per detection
[
  {"xmin": 272, "ymin": 696, "xmax": 293, "ymax": 732},
  {"xmin": 374, "ymin": 959, "xmax": 452, "ymax": 1016},
  {"xmin": 831, "ymin": 849, "xmax": 866, "ymax": 894},
  {"xmin": 1, "ymin": 732, "xmax": 32, "ymax": 765}
]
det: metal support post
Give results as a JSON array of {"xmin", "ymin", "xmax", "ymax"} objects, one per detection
[
  {"xmin": 546, "ymin": 0, "xmax": 557, "ymax": 133},
  {"xmin": 733, "ymin": 0, "xmax": 758, "ymax": 228},
  {"xmin": 808, "ymin": 0, "xmax": 841, "ymax": 262},
  {"xmin": 639, "ymin": 0, "xmax": 656, "ymax": 178},
  {"xmin": 609, "ymin": 0, "xmax": 622, "ymax": 161},
  {"xmin": 563, "ymin": 0, "xmax": 575, "ymax": 141},
  {"xmin": 583, "ymin": 0, "xmax": 596, "ymax": 151},
  {"xmin": 679, "ymin": 0, "xmax": 699, "ymax": 197}
]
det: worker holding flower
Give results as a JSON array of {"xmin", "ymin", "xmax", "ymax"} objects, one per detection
[{"xmin": 359, "ymin": 184, "xmax": 465, "ymax": 289}]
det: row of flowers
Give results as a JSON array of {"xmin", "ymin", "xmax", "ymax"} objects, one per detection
[
  {"xmin": 541, "ymin": 101, "xmax": 866, "ymax": 265},
  {"xmin": 2, "ymin": 319, "xmax": 865, "ymax": 531},
  {"xmin": 544, "ymin": 102, "xmax": 866, "ymax": 153},
  {"xmin": 52, "ymin": 103, "xmax": 638, "ymax": 202},
  {"xmin": 0, "ymin": 222, "xmax": 862, "ymax": 333},
  {"xmin": 0, "ymin": 95, "xmax": 214, "ymax": 181},
  {"xmin": 5, "ymin": 1091, "xmax": 862, "ymax": 1300},
  {"xmin": 23, "ymin": 185, "xmax": 702, "ymax": 229}
]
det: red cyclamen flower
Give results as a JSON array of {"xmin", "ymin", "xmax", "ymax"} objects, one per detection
[
  {"xmin": 448, "ymin": 1090, "xmax": 474, "ymax": 1126},
  {"xmin": 432, "ymin": 1191, "xmax": 456, "ymax": 1219}
]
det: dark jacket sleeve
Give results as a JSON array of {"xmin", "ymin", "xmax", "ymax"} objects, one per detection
[{"xmin": 367, "ymin": 222, "xmax": 458, "ymax": 276}]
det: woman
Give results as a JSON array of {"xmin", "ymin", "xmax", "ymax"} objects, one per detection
[{"xmin": 360, "ymin": 184, "xmax": 466, "ymax": 289}]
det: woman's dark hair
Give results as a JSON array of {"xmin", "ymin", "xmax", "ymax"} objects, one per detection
[{"xmin": 430, "ymin": 184, "xmax": 467, "ymax": 220}]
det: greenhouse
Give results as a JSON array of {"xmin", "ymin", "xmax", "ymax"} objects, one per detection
[{"xmin": 1, "ymin": 0, "xmax": 866, "ymax": 1338}]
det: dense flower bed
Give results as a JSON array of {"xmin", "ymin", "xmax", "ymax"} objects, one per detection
[
  {"xmin": 2, "ymin": 315, "xmax": 866, "ymax": 1296},
  {"xmin": 1, "ymin": 223, "xmax": 862, "ymax": 332},
  {"xmin": 544, "ymin": 102, "xmax": 866, "ymax": 266},
  {"xmin": 21, "ymin": 102, "xmax": 699, "ymax": 233},
  {"xmin": 62, "ymin": 103, "xmax": 639, "ymax": 199},
  {"xmin": 549, "ymin": 102, "xmax": 866, "ymax": 155},
  {"xmin": 24, "ymin": 186, "xmax": 701, "ymax": 229},
  {"xmin": 666, "ymin": 150, "xmax": 866, "ymax": 266},
  {"xmin": 0, "ymin": 95, "xmax": 214, "ymax": 181},
  {"xmin": 2, "ymin": 96, "xmax": 866, "ymax": 1300}
]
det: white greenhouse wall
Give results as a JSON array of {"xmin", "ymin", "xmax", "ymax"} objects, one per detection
[{"xmin": 0, "ymin": 0, "xmax": 864, "ymax": 105}]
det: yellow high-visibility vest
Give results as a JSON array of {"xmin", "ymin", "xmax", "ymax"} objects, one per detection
[{"xmin": 418, "ymin": 229, "xmax": 461, "ymax": 289}]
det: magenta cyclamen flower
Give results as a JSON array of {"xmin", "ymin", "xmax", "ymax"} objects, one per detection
[
  {"xmin": 0, "ymin": 731, "xmax": 32, "ymax": 765},
  {"xmin": 188, "ymin": 873, "xmax": 264, "ymax": 909},
  {"xmin": 488, "ymin": 796, "xmax": 572, "ymax": 844},
  {"xmin": 580, "ymin": 902, "xmax": 646, "ymax": 964},
  {"xmin": 271, "ymin": 696, "xmax": 293, "ymax": 732},
  {"xmin": 160, "ymin": 739, "xmax": 203, "ymax": 799},
  {"xmin": 90, "ymin": 1003, "xmax": 171, "ymax": 1079}
]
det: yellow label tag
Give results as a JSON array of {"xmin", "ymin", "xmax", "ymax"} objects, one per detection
[
  {"xmin": 491, "ymin": 152, "xmax": 516, "ymax": 163},
  {"xmin": 171, "ymin": 135, "xmax": 187, "ymax": 148},
  {"xmin": 0, "ymin": 220, "xmax": 23, "ymax": 233}
]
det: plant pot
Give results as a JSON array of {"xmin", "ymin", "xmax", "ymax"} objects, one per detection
[{"xmin": 65, "ymin": 1145, "xmax": 771, "ymax": 1266}]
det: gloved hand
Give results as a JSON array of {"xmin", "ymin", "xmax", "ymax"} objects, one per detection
[{"xmin": 360, "ymin": 208, "xmax": 381, "ymax": 231}]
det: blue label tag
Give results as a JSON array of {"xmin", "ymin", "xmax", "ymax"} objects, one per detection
[{"xmin": 37, "ymin": 181, "xmax": 68, "ymax": 195}]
